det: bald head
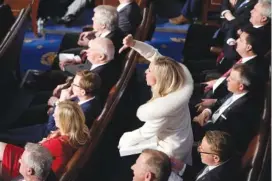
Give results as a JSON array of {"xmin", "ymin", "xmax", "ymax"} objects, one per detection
[{"xmin": 87, "ymin": 37, "xmax": 115, "ymax": 63}]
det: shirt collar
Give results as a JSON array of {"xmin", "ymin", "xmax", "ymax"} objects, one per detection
[
  {"xmin": 90, "ymin": 62, "xmax": 107, "ymax": 71},
  {"xmin": 78, "ymin": 96, "xmax": 95, "ymax": 105},
  {"xmin": 242, "ymin": 55, "xmax": 257, "ymax": 63},
  {"xmin": 117, "ymin": 2, "xmax": 132, "ymax": 12},
  {"xmin": 208, "ymin": 159, "xmax": 230, "ymax": 171},
  {"xmin": 232, "ymin": 92, "xmax": 248, "ymax": 99},
  {"xmin": 253, "ymin": 25, "xmax": 264, "ymax": 28},
  {"xmin": 95, "ymin": 30, "xmax": 111, "ymax": 38}
]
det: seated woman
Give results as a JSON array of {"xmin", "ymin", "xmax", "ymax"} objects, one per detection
[
  {"xmin": 0, "ymin": 70, "xmax": 101, "ymax": 145},
  {"xmin": 118, "ymin": 35, "xmax": 194, "ymax": 175},
  {"xmin": 0, "ymin": 100, "xmax": 90, "ymax": 181}
]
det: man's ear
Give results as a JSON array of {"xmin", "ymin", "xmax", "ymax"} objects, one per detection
[
  {"xmin": 261, "ymin": 16, "xmax": 268, "ymax": 23},
  {"xmin": 239, "ymin": 83, "xmax": 245, "ymax": 91},
  {"xmin": 213, "ymin": 155, "xmax": 221, "ymax": 164},
  {"xmin": 80, "ymin": 89, "xmax": 86, "ymax": 96},
  {"xmin": 246, "ymin": 44, "xmax": 252, "ymax": 52},
  {"xmin": 144, "ymin": 171, "xmax": 154, "ymax": 181},
  {"xmin": 27, "ymin": 167, "xmax": 35, "ymax": 176},
  {"xmin": 99, "ymin": 53, "xmax": 106, "ymax": 61}
]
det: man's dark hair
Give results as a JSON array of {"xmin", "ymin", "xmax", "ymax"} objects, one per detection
[
  {"xmin": 142, "ymin": 149, "xmax": 171, "ymax": 181},
  {"xmin": 205, "ymin": 131, "xmax": 234, "ymax": 162},
  {"xmin": 243, "ymin": 28, "xmax": 265, "ymax": 55}
]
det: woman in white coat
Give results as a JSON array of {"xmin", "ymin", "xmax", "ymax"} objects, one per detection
[{"xmin": 118, "ymin": 35, "xmax": 194, "ymax": 174}]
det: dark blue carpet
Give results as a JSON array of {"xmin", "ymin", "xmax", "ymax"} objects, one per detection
[{"xmin": 19, "ymin": 13, "xmax": 190, "ymax": 73}]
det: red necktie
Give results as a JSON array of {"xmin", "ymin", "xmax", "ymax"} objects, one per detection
[
  {"xmin": 204, "ymin": 58, "xmax": 243, "ymax": 93},
  {"xmin": 221, "ymin": 58, "xmax": 243, "ymax": 77}
]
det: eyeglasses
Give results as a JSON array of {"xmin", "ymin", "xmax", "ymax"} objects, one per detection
[
  {"xmin": 197, "ymin": 142, "xmax": 218, "ymax": 155},
  {"xmin": 72, "ymin": 83, "xmax": 81, "ymax": 88}
]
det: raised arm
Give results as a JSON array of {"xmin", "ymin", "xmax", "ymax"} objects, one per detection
[{"xmin": 119, "ymin": 34, "xmax": 162, "ymax": 62}]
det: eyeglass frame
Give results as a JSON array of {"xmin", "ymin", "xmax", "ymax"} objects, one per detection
[
  {"xmin": 197, "ymin": 141, "xmax": 219, "ymax": 156},
  {"xmin": 71, "ymin": 83, "xmax": 92, "ymax": 94}
]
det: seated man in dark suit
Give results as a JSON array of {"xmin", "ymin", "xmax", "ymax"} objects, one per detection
[
  {"xmin": 49, "ymin": 37, "xmax": 120, "ymax": 103},
  {"xmin": 195, "ymin": 130, "xmax": 240, "ymax": 181},
  {"xmin": 0, "ymin": 70, "xmax": 101, "ymax": 144},
  {"xmin": 0, "ymin": 1, "xmax": 15, "ymax": 42},
  {"xmin": 193, "ymin": 64, "xmax": 260, "ymax": 154},
  {"xmin": 182, "ymin": 0, "xmax": 256, "ymax": 61},
  {"xmin": 53, "ymin": 5, "xmax": 124, "ymax": 70},
  {"xmin": 202, "ymin": 28, "xmax": 267, "ymax": 100},
  {"xmin": 11, "ymin": 143, "xmax": 54, "ymax": 181},
  {"xmin": 117, "ymin": 0, "xmax": 142, "ymax": 35},
  {"xmin": 217, "ymin": 0, "xmax": 271, "ymax": 73},
  {"xmin": 32, "ymin": 37, "xmax": 120, "ymax": 101}
]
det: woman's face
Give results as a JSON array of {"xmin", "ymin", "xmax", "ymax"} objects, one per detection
[
  {"xmin": 145, "ymin": 63, "xmax": 157, "ymax": 86},
  {"xmin": 53, "ymin": 106, "xmax": 60, "ymax": 128}
]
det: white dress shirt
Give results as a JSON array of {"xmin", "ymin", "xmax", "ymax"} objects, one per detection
[
  {"xmin": 90, "ymin": 62, "xmax": 107, "ymax": 71},
  {"xmin": 206, "ymin": 92, "xmax": 247, "ymax": 123},
  {"xmin": 196, "ymin": 161, "xmax": 226, "ymax": 180},
  {"xmin": 117, "ymin": 2, "xmax": 132, "ymax": 12}
]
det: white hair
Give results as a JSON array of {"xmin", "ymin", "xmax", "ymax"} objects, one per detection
[
  {"xmin": 89, "ymin": 37, "xmax": 115, "ymax": 61},
  {"xmin": 23, "ymin": 143, "xmax": 53, "ymax": 180},
  {"xmin": 259, "ymin": 0, "xmax": 271, "ymax": 18},
  {"xmin": 93, "ymin": 5, "xmax": 118, "ymax": 31}
]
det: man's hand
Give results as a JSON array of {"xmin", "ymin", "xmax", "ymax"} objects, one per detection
[
  {"xmin": 47, "ymin": 107, "xmax": 54, "ymax": 115},
  {"xmin": 193, "ymin": 110, "xmax": 211, "ymax": 126},
  {"xmin": 119, "ymin": 34, "xmax": 136, "ymax": 53},
  {"xmin": 59, "ymin": 87, "xmax": 75, "ymax": 101},
  {"xmin": 230, "ymin": 0, "xmax": 237, "ymax": 7},
  {"xmin": 59, "ymin": 59, "xmax": 76, "ymax": 70},
  {"xmin": 201, "ymin": 79, "xmax": 217, "ymax": 92},
  {"xmin": 224, "ymin": 11, "xmax": 235, "ymax": 21},
  {"xmin": 195, "ymin": 99, "xmax": 217, "ymax": 112},
  {"xmin": 48, "ymin": 96, "xmax": 59, "ymax": 106},
  {"xmin": 78, "ymin": 31, "xmax": 93, "ymax": 47},
  {"xmin": 53, "ymin": 83, "xmax": 68, "ymax": 97}
]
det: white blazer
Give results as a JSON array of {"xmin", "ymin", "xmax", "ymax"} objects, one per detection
[{"xmin": 119, "ymin": 41, "xmax": 194, "ymax": 165}]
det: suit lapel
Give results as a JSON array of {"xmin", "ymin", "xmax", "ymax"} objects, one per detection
[{"xmin": 219, "ymin": 93, "xmax": 248, "ymax": 120}]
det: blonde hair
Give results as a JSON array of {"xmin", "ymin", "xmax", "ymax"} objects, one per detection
[
  {"xmin": 150, "ymin": 56, "xmax": 185, "ymax": 100},
  {"xmin": 57, "ymin": 101, "xmax": 90, "ymax": 148}
]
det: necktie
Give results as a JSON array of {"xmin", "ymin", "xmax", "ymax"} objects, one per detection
[
  {"xmin": 197, "ymin": 167, "xmax": 209, "ymax": 180},
  {"xmin": 238, "ymin": 0, "xmax": 249, "ymax": 9},
  {"xmin": 212, "ymin": 96, "xmax": 233, "ymax": 122},
  {"xmin": 221, "ymin": 58, "xmax": 243, "ymax": 77}
]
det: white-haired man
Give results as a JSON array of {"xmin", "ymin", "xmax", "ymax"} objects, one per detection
[
  {"xmin": 11, "ymin": 143, "xmax": 53, "ymax": 181},
  {"xmin": 54, "ymin": 5, "xmax": 124, "ymax": 70}
]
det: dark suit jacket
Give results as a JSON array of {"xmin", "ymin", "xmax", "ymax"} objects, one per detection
[
  {"xmin": 0, "ymin": 4, "xmax": 15, "ymax": 42},
  {"xmin": 204, "ymin": 93, "xmax": 260, "ymax": 154},
  {"xmin": 118, "ymin": 1, "xmax": 142, "ymax": 36},
  {"xmin": 220, "ymin": 22, "xmax": 271, "ymax": 69},
  {"xmin": 210, "ymin": 56, "xmax": 266, "ymax": 99},
  {"xmin": 59, "ymin": 28, "xmax": 125, "ymax": 71},
  {"xmin": 221, "ymin": 0, "xmax": 257, "ymax": 40},
  {"xmin": 64, "ymin": 60, "xmax": 120, "ymax": 104},
  {"xmin": 196, "ymin": 158, "xmax": 241, "ymax": 181}
]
